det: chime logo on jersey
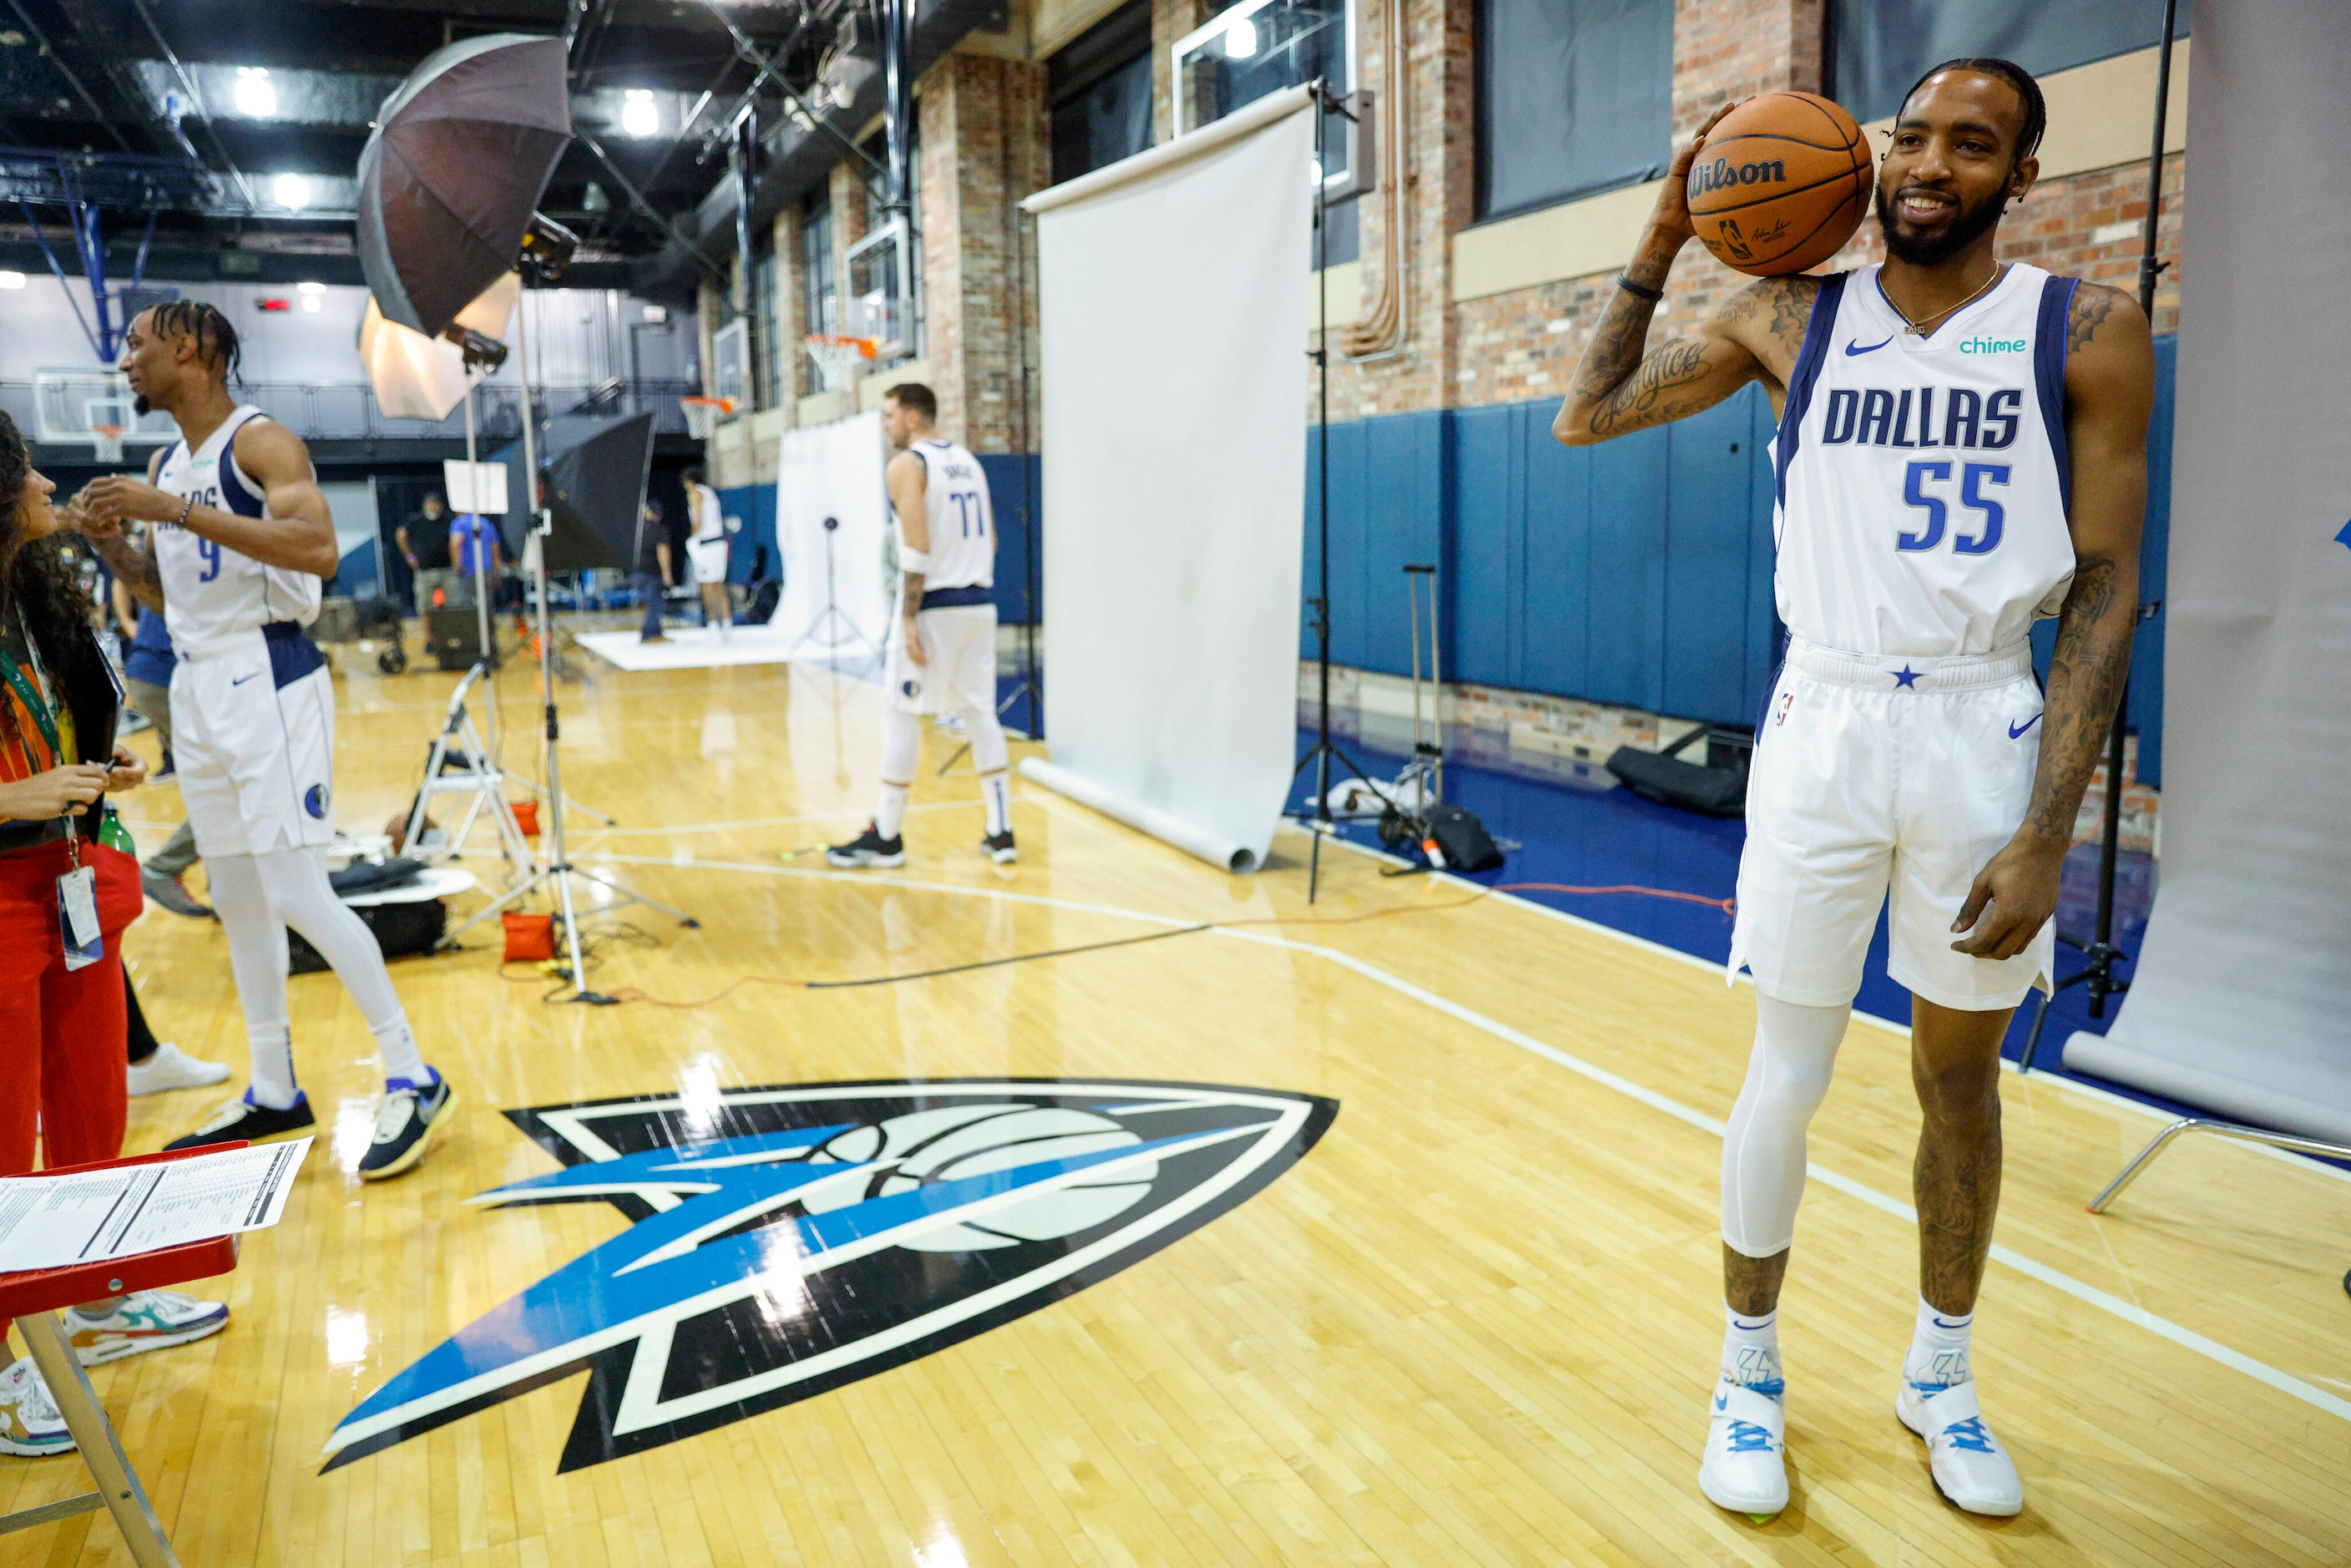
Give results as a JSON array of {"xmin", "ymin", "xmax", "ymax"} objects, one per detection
[{"xmin": 321, "ymin": 1077, "xmax": 1336, "ymax": 1474}]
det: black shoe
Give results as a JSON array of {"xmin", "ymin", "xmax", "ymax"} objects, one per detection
[
  {"xmin": 826, "ymin": 824, "xmax": 906, "ymax": 868},
  {"xmin": 141, "ymin": 865, "xmax": 213, "ymax": 919},
  {"xmin": 357, "ymin": 1070, "xmax": 457, "ymax": 1181},
  {"xmin": 165, "ymin": 1090, "xmax": 316, "ymax": 1151},
  {"xmin": 983, "ymin": 830, "xmax": 1018, "ymax": 865}
]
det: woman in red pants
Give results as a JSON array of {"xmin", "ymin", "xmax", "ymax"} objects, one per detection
[{"xmin": 0, "ymin": 412, "xmax": 229, "ymax": 1459}]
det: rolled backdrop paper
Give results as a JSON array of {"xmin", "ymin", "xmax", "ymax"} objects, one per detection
[
  {"xmin": 2061, "ymin": 3, "xmax": 2351, "ymax": 1142},
  {"xmin": 1018, "ymin": 86, "xmax": 1314, "ymax": 875},
  {"xmin": 777, "ymin": 410, "xmax": 892, "ymax": 665}
]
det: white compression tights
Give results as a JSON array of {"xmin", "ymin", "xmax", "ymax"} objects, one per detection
[
  {"xmin": 1720, "ymin": 993, "xmax": 1853, "ymax": 1258},
  {"xmin": 874, "ymin": 704, "xmax": 1012, "ymax": 839},
  {"xmin": 207, "ymin": 847, "xmax": 426, "ymax": 1107}
]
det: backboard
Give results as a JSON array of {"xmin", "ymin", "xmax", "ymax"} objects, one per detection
[
  {"xmin": 1172, "ymin": 0, "xmax": 1363, "ymax": 200},
  {"xmin": 31, "ymin": 368, "xmax": 178, "ymax": 459},
  {"xmin": 845, "ymin": 219, "xmax": 914, "ymax": 359}
]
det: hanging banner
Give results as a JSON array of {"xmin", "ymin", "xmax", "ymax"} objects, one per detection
[
  {"xmin": 2063, "ymin": 4, "xmax": 2351, "ymax": 1140},
  {"xmin": 1019, "ymin": 87, "xmax": 1315, "ymax": 874}
]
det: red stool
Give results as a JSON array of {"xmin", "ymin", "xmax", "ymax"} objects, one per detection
[{"xmin": 0, "ymin": 1146, "xmax": 246, "ymax": 1567}]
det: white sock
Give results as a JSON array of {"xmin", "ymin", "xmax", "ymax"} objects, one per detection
[
  {"xmin": 1906, "ymin": 1296, "xmax": 1974, "ymax": 1390},
  {"xmin": 206, "ymin": 852, "xmax": 301, "ymax": 1109},
  {"xmin": 1722, "ymin": 1304, "xmax": 1783, "ymax": 1391},
  {"xmin": 980, "ymin": 771, "xmax": 1011, "ymax": 836},
  {"xmin": 372, "ymin": 1015, "xmax": 428, "ymax": 1088},
  {"xmin": 876, "ymin": 783, "xmax": 911, "ymax": 840}
]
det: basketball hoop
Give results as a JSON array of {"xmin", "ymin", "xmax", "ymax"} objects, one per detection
[
  {"xmin": 680, "ymin": 395, "xmax": 735, "ymax": 439},
  {"xmin": 92, "ymin": 424, "xmax": 124, "ymax": 465},
  {"xmin": 805, "ymin": 334, "xmax": 877, "ymax": 394}
]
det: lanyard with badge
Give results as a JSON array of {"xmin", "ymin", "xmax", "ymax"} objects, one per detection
[{"xmin": 0, "ymin": 615, "xmax": 103, "ymax": 969}]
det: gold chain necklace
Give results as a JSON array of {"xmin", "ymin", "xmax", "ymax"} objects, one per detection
[{"xmin": 1888, "ymin": 262, "xmax": 2007, "ymax": 336}]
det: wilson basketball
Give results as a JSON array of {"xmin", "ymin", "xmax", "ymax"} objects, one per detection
[{"xmin": 1686, "ymin": 92, "xmax": 1871, "ymax": 276}]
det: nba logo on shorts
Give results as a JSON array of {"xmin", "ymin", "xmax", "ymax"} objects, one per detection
[
  {"xmin": 304, "ymin": 783, "xmax": 331, "ymax": 819},
  {"xmin": 1776, "ymin": 691, "xmax": 1795, "ymax": 726}
]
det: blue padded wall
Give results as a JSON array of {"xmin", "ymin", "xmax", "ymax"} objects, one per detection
[
  {"xmin": 715, "ymin": 484, "xmax": 778, "ymax": 585},
  {"xmin": 1309, "ymin": 337, "xmax": 2177, "ymax": 771}
]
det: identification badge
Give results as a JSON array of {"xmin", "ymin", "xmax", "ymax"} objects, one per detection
[{"xmin": 58, "ymin": 864, "xmax": 103, "ymax": 970}]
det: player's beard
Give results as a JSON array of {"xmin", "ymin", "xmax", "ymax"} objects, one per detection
[
  {"xmin": 1873, "ymin": 179, "xmax": 2007, "ymax": 267},
  {"xmin": 134, "ymin": 394, "xmax": 151, "ymax": 415}
]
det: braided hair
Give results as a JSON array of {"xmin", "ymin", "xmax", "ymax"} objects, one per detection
[
  {"xmin": 1902, "ymin": 57, "xmax": 2048, "ymax": 167},
  {"xmin": 0, "ymin": 410, "xmax": 111, "ymax": 764},
  {"xmin": 149, "ymin": 298, "xmax": 243, "ymax": 385}
]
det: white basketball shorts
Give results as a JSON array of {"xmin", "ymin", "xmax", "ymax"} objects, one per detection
[
  {"xmin": 887, "ymin": 602, "xmax": 998, "ymax": 718},
  {"xmin": 687, "ymin": 537, "xmax": 729, "ymax": 585},
  {"xmin": 169, "ymin": 624, "xmax": 338, "ymax": 858},
  {"xmin": 1727, "ymin": 639, "xmax": 2055, "ymax": 1013}
]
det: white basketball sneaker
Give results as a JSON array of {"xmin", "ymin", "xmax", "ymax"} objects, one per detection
[
  {"xmin": 1698, "ymin": 1372, "xmax": 1789, "ymax": 1518},
  {"xmin": 1898, "ymin": 1371, "xmax": 2023, "ymax": 1516}
]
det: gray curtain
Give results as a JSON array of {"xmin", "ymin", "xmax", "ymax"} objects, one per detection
[
  {"xmin": 1833, "ymin": 0, "xmax": 2191, "ymax": 124},
  {"xmin": 2062, "ymin": 3, "xmax": 2351, "ymax": 1141},
  {"xmin": 1476, "ymin": 0, "xmax": 1672, "ymax": 220}
]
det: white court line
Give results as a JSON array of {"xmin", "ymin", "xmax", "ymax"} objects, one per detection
[{"xmin": 578, "ymin": 850, "xmax": 2351, "ymax": 1425}]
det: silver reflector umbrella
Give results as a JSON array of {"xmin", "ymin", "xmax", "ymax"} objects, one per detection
[{"xmin": 357, "ymin": 33, "xmax": 571, "ymax": 337}]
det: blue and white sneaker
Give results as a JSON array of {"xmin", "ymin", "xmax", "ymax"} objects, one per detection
[
  {"xmin": 357, "ymin": 1070, "xmax": 458, "ymax": 1181},
  {"xmin": 67, "ymin": 1289, "xmax": 230, "ymax": 1366},
  {"xmin": 1898, "ymin": 1375, "xmax": 2023, "ymax": 1516},
  {"xmin": 0, "ymin": 1357, "xmax": 72, "ymax": 1457},
  {"xmin": 1699, "ymin": 1373, "xmax": 1788, "ymax": 1518}
]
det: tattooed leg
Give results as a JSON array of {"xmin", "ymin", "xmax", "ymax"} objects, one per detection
[{"xmin": 1909, "ymin": 996, "xmax": 2014, "ymax": 1314}]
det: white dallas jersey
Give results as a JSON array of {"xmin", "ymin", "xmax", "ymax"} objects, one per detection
[
  {"xmin": 1771, "ymin": 262, "xmax": 2077, "ymax": 657},
  {"xmin": 154, "ymin": 405, "xmax": 321, "ymax": 645},
  {"xmin": 906, "ymin": 438, "xmax": 993, "ymax": 594}
]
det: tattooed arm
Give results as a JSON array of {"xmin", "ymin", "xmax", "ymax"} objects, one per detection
[
  {"xmin": 1554, "ymin": 105, "xmax": 1822, "ymax": 446},
  {"xmin": 1951, "ymin": 282, "xmax": 2152, "ymax": 959},
  {"xmin": 71, "ymin": 448, "xmax": 168, "ymax": 614}
]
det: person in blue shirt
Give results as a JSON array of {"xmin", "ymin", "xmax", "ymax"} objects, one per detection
[{"xmin": 450, "ymin": 511, "xmax": 503, "ymax": 607}]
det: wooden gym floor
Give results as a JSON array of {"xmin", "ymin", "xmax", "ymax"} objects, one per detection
[{"xmin": 5, "ymin": 645, "xmax": 2347, "ymax": 1567}]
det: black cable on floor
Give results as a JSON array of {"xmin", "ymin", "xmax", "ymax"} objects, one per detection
[{"xmin": 807, "ymin": 923, "xmax": 1213, "ymax": 989}]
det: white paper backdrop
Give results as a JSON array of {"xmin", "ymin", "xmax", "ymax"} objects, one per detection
[
  {"xmin": 1017, "ymin": 87, "xmax": 1314, "ymax": 873},
  {"xmin": 2062, "ymin": 4, "xmax": 2351, "ymax": 1141},
  {"xmin": 776, "ymin": 410, "xmax": 892, "ymax": 669}
]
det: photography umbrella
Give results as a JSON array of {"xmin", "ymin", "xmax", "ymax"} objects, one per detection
[
  {"xmin": 356, "ymin": 33, "xmax": 570, "ymax": 337},
  {"xmin": 487, "ymin": 411, "xmax": 654, "ymax": 572}
]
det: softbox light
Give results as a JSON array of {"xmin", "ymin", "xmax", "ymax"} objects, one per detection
[
  {"xmin": 358, "ymin": 275, "xmax": 521, "ymax": 422},
  {"xmin": 358, "ymin": 34, "xmax": 571, "ymax": 338},
  {"xmin": 488, "ymin": 412, "xmax": 654, "ymax": 573}
]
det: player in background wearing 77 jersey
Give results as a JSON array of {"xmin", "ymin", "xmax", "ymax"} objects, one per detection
[
  {"xmin": 1554, "ymin": 60, "xmax": 2151, "ymax": 1520},
  {"xmin": 73, "ymin": 301, "xmax": 457, "ymax": 1182}
]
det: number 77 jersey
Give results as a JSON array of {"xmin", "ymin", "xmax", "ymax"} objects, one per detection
[{"xmin": 1768, "ymin": 262, "xmax": 2078, "ymax": 658}]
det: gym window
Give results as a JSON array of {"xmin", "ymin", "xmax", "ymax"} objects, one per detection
[
  {"xmin": 1049, "ymin": 0, "xmax": 1152, "ymax": 185},
  {"xmin": 1474, "ymin": 0, "xmax": 1674, "ymax": 222},
  {"xmin": 1828, "ymin": 0, "xmax": 2192, "ymax": 124}
]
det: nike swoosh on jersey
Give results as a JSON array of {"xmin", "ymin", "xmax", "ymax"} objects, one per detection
[
  {"xmin": 231, "ymin": 672, "xmax": 260, "ymax": 686},
  {"xmin": 2008, "ymin": 714, "xmax": 2043, "ymax": 738},
  {"xmin": 1843, "ymin": 335, "xmax": 1894, "ymax": 356}
]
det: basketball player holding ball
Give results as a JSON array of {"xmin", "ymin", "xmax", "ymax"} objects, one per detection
[{"xmin": 1555, "ymin": 61, "xmax": 2152, "ymax": 1519}]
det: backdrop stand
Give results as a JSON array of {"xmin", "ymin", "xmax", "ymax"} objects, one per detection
[
  {"xmin": 2017, "ymin": 0, "xmax": 2177, "ymax": 1075},
  {"xmin": 1287, "ymin": 80, "xmax": 1385, "ymax": 903},
  {"xmin": 437, "ymin": 260, "xmax": 696, "ymax": 997},
  {"xmin": 786, "ymin": 514, "xmax": 885, "ymax": 674}
]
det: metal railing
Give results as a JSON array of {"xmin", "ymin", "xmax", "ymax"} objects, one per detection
[{"xmin": 0, "ymin": 377, "xmax": 703, "ymax": 448}]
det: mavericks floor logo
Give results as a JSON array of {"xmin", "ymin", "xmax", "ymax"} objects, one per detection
[{"xmin": 322, "ymin": 1077, "xmax": 1336, "ymax": 1472}]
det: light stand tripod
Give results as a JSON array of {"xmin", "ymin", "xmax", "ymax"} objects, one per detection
[
  {"xmin": 1288, "ymin": 80, "xmax": 1386, "ymax": 903},
  {"xmin": 438, "ymin": 255, "xmax": 697, "ymax": 999},
  {"xmin": 788, "ymin": 514, "xmax": 884, "ymax": 674}
]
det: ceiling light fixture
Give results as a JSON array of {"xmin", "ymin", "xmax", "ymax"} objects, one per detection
[
  {"xmin": 620, "ymin": 89, "xmax": 659, "ymax": 138},
  {"xmin": 297, "ymin": 280, "xmax": 326, "ymax": 294},
  {"xmin": 235, "ymin": 66, "xmax": 276, "ymax": 119},
  {"xmin": 274, "ymin": 172, "xmax": 311, "ymax": 209},
  {"xmin": 0, "ymin": 271, "xmax": 24, "ymax": 290},
  {"xmin": 301, "ymin": 295, "xmax": 321, "ymax": 312},
  {"xmin": 1225, "ymin": 18, "xmax": 1259, "ymax": 58}
]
